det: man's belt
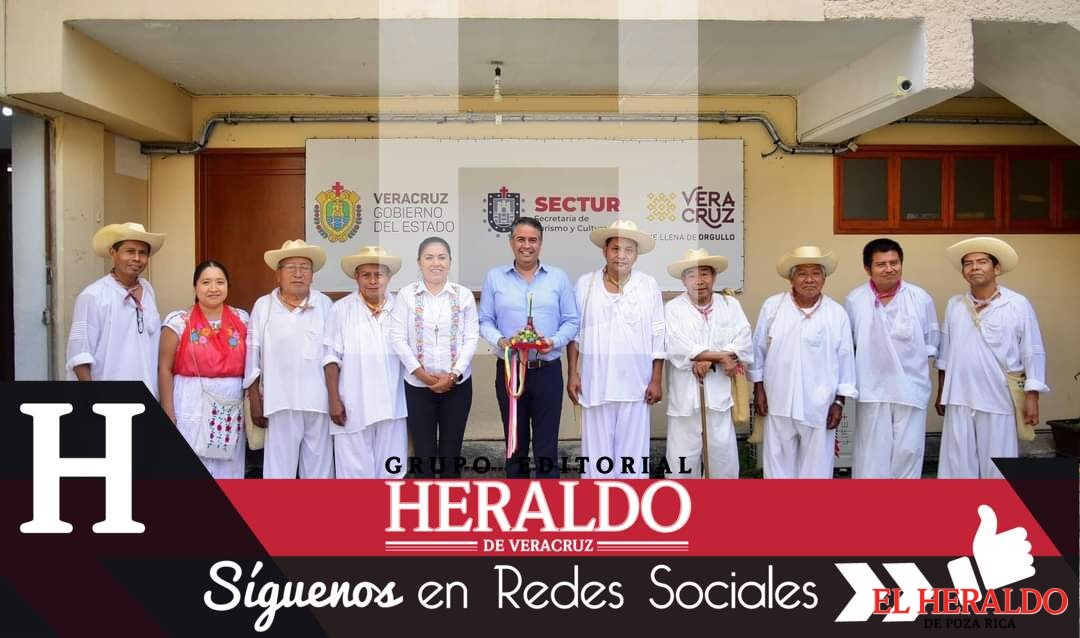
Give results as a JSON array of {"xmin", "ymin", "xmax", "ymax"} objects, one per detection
[{"xmin": 526, "ymin": 358, "xmax": 558, "ymax": 370}]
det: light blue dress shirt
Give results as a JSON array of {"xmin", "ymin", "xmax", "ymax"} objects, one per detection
[{"xmin": 478, "ymin": 262, "xmax": 580, "ymax": 361}]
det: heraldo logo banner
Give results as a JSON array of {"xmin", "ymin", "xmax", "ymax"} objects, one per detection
[{"xmin": 1, "ymin": 382, "xmax": 1076, "ymax": 637}]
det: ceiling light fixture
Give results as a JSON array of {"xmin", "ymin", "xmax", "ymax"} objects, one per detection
[
  {"xmin": 491, "ymin": 61, "xmax": 504, "ymax": 103},
  {"xmin": 1, "ymin": 106, "xmax": 13, "ymax": 117}
]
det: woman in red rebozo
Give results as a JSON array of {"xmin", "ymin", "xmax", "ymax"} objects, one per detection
[{"xmin": 158, "ymin": 260, "xmax": 250, "ymax": 478}]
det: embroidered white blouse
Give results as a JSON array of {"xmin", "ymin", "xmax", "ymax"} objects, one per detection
[{"xmin": 388, "ymin": 280, "xmax": 480, "ymax": 388}]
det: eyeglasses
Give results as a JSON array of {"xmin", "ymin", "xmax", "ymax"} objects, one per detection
[
  {"xmin": 135, "ymin": 306, "xmax": 144, "ymax": 334},
  {"xmin": 280, "ymin": 264, "xmax": 313, "ymax": 274}
]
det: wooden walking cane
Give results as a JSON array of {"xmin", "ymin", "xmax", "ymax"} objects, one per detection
[{"xmin": 698, "ymin": 376, "xmax": 710, "ymax": 478}]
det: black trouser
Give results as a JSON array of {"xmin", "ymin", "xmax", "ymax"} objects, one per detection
[
  {"xmin": 495, "ymin": 358, "xmax": 564, "ymax": 478},
  {"xmin": 404, "ymin": 378, "xmax": 473, "ymax": 478}
]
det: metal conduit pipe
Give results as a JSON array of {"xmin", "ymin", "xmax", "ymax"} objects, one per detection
[
  {"xmin": 893, "ymin": 115, "xmax": 1044, "ymax": 126},
  {"xmin": 139, "ymin": 111, "xmax": 855, "ymax": 156}
]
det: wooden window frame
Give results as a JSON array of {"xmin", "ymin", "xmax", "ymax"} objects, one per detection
[
  {"xmin": 949, "ymin": 151, "xmax": 1003, "ymax": 233},
  {"xmin": 833, "ymin": 152, "xmax": 892, "ymax": 233},
  {"xmin": 835, "ymin": 145, "xmax": 1080, "ymax": 234},
  {"xmin": 896, "ymin": 151, "xmax": 947, "ymax": 233},
  {"xmin": 1051, "ymin": 150, "xmax": 1080, "ymax": 233}
]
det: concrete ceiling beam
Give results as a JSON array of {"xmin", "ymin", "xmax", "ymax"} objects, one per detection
[
  {"xmin": 974, "ymin": 22, "xmax": 1080, "ymax": 145},
  {"xmin": 795, "ymin": 17, "xmax": 971, "ymax": 143}
]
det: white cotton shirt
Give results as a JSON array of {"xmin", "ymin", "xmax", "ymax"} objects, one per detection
[
  {"xmin": 665, "ymin": 292, "xmax": 754, "ymax": 417},
  {"xmin": 243, "ymin": 288, "xmax": 333, "ymax": 416},
  {"xmin": 388, "ymin": 281, "xmax": 479, "ymax": 387},
  {"xmin": 937, "ymin": 286, "xmax": 1049, "ymax": 415},
  {"xmin": 323, "ymin": 292, "xmax": 408, "ymax": 433},
  {"xmin": 845, "ymin": 282, "xmax": 940, "ymax": 408},
  {"xmin": 574, "ymin": 269, "xmax": 666, "ymax": 408},
  {"xmin": 66, "ymin": 274, "xmax": 161, "ymax": 398},
  {"xmin": 749, "ymin": 292, "xmax": 858, "ymax": 429}
]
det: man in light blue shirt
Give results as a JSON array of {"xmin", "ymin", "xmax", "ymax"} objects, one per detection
[{"xmin": 479, "ymin": 217, "xmax": 580, "ymax": 478}]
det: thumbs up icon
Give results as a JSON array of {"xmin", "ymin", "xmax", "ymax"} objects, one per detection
[
  {"xmin": 948, "ymin": 504, "xmax": 1036, "ymax": 595},
  {"xmin": 971, "ymin": 504, "xmax": 1036, "ymax": 590}
]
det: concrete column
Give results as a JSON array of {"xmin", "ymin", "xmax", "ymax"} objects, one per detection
[{"xmin": 11, "ymin": 113, "xmax": 50, "ymax": 379}]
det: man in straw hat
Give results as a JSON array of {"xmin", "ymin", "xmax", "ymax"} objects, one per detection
[
  {"xmin": 244, "ymin": 239, "xmax": 335, "ymax": 478},
  {"xmin": 323, "ymin": 246, "xmax": 408, "ymax": 478},
  {"xmin": 67, "ymin": 222, "xmax": 166, "ymax": 397},
  {"xmin": 567, "ymin": 219, "xmax": 665, "ymax": 479},
  {"xmin": 664, "ymin": 248, "xmax": 752, "ymax": 478},
  {"xmin": 479, "ymin": 216, "xmax": 580, "ymax": 478},
  {"xmin": 934, "ymin": 237, "xmax": 1048, "ymax": 479},
  {"xmin": 844, "ymin": 238, "xmax": 939, "ymax": 478},
  {"xmin": 749, "ymin": 246, "xmax": 857, "ymax": 478}
]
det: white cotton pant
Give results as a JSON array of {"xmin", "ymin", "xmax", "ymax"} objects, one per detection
[
  {"xmin": 666, "ymin": 410, "xmax": 738, "ymax": 479},
  {"xmin": 581, "ymin": 402, "xmax": 651, "ymax": 479},
  {"xmin": 333, "ymin": 418, "xmax": 408, "ymax": 479},
  {"xmin": 264, "ymin": 410, "xmax": 334, "ymax": 479},
  {"xmin": 763, "ymin": 415, "xmax": 835, "ymax": 479},
  {"xmin": 852, "ymin": 402, "xmax": 926, "ymax": 479},
  {"xmin": 938, "ymin": 405, "xmax": 1017, "ymax": 479}
]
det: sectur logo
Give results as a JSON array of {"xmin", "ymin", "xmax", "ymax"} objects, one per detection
[{"xmin": 484, "ymin": 186, "xmax": 521, "ymax": 234}]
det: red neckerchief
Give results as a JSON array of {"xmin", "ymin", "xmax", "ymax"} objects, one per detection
[
  {"xmin": 111, "ymin": 271, "xmax": 143, "ymax": 310},
  {"xmin": 870, "ymin": 279, "xmax": 902, "ymax": 306},
  {"xmin": 691, "ymin": 296, "xmax": 713, "ymax": 321},
  {"xmin": 968, "ymin": 288, "xmax": 1001, "ymax": 314}
]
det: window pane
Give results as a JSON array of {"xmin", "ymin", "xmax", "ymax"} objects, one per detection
[
  {"xmin": 1010, "ymin": 159, "xmax": 1050, "ymax": 221},
  {"xmin": 842, "ymin": 158, "xmax": 887, "ymax": 220},
  {"xmin": 1064, "ymin": 159, "xmax": 1080, "ymax": 221},
  {"xmin": 954, "ymin": 158, "xmax": 995, "ymax": 221},
  {"xmin": 900, "ymin": 159, "xmax": 941, "ymax": 220}
]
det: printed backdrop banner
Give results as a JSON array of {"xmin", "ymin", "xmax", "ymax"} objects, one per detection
[{"xmin": 305, "ymin": 139, "xmax": 744, "ymax": 291}]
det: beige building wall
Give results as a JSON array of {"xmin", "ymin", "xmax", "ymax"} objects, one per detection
[
  {"xmin": 52, "ymin": 114, "xmax": 105, "ymax": 377},
  {"xmin": 147, "ymin": 155, "xmax": 196, "ymax": 314},
  {"xmin": 137, "ymin": 94, "xmax": 1079, "ymax": 440},
  {"xmin": 103, "ymin": 133, "xmax": 149, "ymax": 235}
]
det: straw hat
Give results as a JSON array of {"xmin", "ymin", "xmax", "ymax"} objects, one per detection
[
  {"xmin": 340, "ymin": 245, "xmax": 402, "ymax": 278},
  {"xmin": 263, "ymin": 239, "xmax": 327, "ymax": 272},
  {"xmin": 91, "ymin": 222, "xmax": 165, "ymax": 258},
  {"xmin": 588, "ymin": 219, "xmax": 656, "ymax": 254},
  {"xmin": 775, "ymin": 246, "xmax": 838, "ymax": 279},
  {"xmin": 945, "ymin": 236, "xmax": 1019, "ymax": 274},
  {"xmin": 667, "ymin": 248, "xmax": 729, "ymax": 279}
]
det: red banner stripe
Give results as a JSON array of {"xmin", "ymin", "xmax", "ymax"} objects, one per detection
[{"xmin": 219, "ymin": 479, "xmax": 1062, "ymax": 558}]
